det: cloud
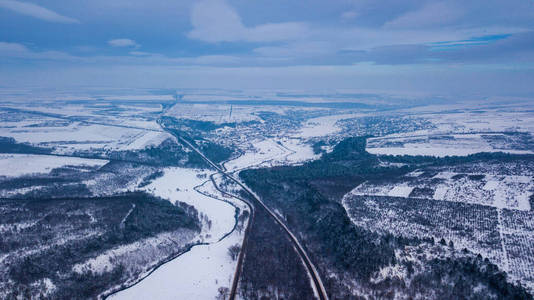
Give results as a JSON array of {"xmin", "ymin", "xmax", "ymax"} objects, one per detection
[
  {"xmin": 129, "ymin": 51, "xmax": 152, "ymax": 56},
  {"xmin": 108, "ymin": 38, "xmax": 140, "ymax": 48},
  {"xmin": 0, "ymin": 0, "xmax": 79, "ymax": 23},
  {"xmin": 188, "ymin": 0, "xmax": 308, "ymax": 43},
  {"xmin": 0, "ymin": 42, "xmax": 79, "ymax": 61},
  {"xmin": 384, "ymin": 2, "xmax": 464, "ymax": 28},
  {"xmin": 0, "ymin": 41, "xmax": 243, "ymax": 67}
]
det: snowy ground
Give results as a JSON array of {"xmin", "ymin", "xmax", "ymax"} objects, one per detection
[
  {"xmin": 366, "ymin": 106, "xmax": 534, "ymax": 157},
  {"xmin": 0, "ymin": 121, "xmax": 167, "ymax": 153},
  {"xmin": 110, "ymin": 167, "xmax": 249, "ymax": 300},
  {"xmin": 344, "ymin": 160, "xmax": 534, "ymax": 291},
  {"xmin": 297, "ymin": 113, "xmax": 362, "ymax": 138},
  {"xmin": 142, "ymin": 168, "xmax": 236, "ymax": 242},
  {"xmin": 121, "ymin": 131, "xmax": 172, "ymax": 151},
  {"xmin": 367, "ymin": 133, "xmax": 534, "ymax": 157},
  {"xmin": 0, "ymin": 154, "xmax": 108, "ymax": 177},
  {"xmin": 111, "ymin": 224, "xmax": 243, "ymax": 300},
  {"xmin": 351, "ymin": 172, "xmax": 533, "ymax": 211},
  {"xmin": 73, "ymin": 229, "xmax": 197, "ymax": 276},
  {"xmin": 0, "ymin": 101, "xmax": 169, "ymax": 154},
  {"xmin": 224, "ymin": 137, "xmax": 319, "ymax": 173}
]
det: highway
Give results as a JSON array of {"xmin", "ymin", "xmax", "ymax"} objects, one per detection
[{"xmin": 162, "ymin": 125, "xmax": 329, "ymax": 300}]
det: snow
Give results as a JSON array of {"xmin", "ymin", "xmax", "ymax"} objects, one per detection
[
  {"xmin": 298, "ymin": 114, "xmax": 361, "ymax": 138},
  {"xmin": 351, "ymin": 182, "xmax": 392, "ymax": 197},
  {"xmin": 352, "ymin": 172, "xmax": 533, "ymax": 211},
  {"xmin": 0, "ymin": 121, "xmax": 147, "ymax": 151},
  {"xmin": 0, "ymin": 154, "xmax": 108, "ymax": 177},
  {"xmin": 366, "ymin": 127, "xmax": 534, "ymax": 157},
  {"xmin": 367, "ymin": 146, "xmax": 533, "ymax": 157},
  {"xmin": 73, "ymin": 230, "xmax": 196, "ymax": 275},
  {"xmin": 491, "ymin": 176, "xmax": 532, "ymax": 211},
  {"xmin": 143, "ymin": 168, "xmax": 236, "ymax": 241},
  {"xmin": 110, "ymin": 167, "xmax": 248, "ymax": 299},
  {"xmin": 119, "ymin": 204, "xmax": 136, "ymax": 227},
  {"xmin": 433, "ymin": 172, "xmax": 456, "ymax": 180},
  {"xmin": 225, "ymin": 139, "xmax": 287, "ymax": 172},
  {"xmin": 406, "ymin": 170, "xmax": 424, "ymax": 177},
  {"xmin": 224, "ymin": 137, "xmax": 319, "ymax": 173},
  {"xmin": 433, "ymin": 186, "xmax": 448, "ymax": 201},
  {"xmin": 483, "ymin": 181, "xmax": 499, "ymax": 191},
  {"xmin": 388, "ymin": 185, "xmax": 413, "ymax": 198},
  {"xmin": 280, "ymin": 138, "xmax": 320, "ymax": 164},
  {"xmin": 166, "ymin": 102, "xmax": 262, "ymax": 123},
  {"xmin": 111, "ymin": 227, "xmax": 242, "ymax": 300},
  {"xmin": 121, "ymin": 131, "xmax": 170, "ymax": 150}
]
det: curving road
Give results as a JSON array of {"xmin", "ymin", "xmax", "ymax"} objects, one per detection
[{"xmin": 161, "ymin": 125, "xmax": 329, "ymax": 300}]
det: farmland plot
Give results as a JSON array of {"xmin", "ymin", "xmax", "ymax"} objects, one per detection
[
  {"xmin": 343, "ymin": 195, "xmax": 504, "ymax": 265},
  {"xmin": 343, "ymin": 159, "xmax": 534, "ymax": 291},
  {"xmin": 351, "ymin": 167, "xmax": 534, "ymax": 211}
]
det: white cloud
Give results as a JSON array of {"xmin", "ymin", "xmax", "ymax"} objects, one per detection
[
  {"xmin": 188, "ymin": 0, "xmax": 308, "ymax": 43},
  {"xmin": 108, "ymin": 38, "xmax": 140, "ymax": 48},
  {"xmin": 253, "ymin": 41, "xmax": 334, "ymax": 58},
  {"xmin": 0, "ymin": 41, "xmax": 79, "ymax": 60},
  {"xmin": 384, "ymin": 2, "xmax": 463, "ymax": 28},
  {"xmin": 0, "ymin": 41, "xmax": 27, "ymax": 54},
  {"xmin": 0, "ymin": 0, "xmax": 79, "ymax": 23},
  {"xmin": 129, "ymin": 51, "xmax": 152, "ymax": 56},
  {"xmin": 0, "ymin": 41, "xmax": 242, "ymax": 67}
]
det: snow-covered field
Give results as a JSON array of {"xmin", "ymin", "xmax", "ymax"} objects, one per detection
[
  {"xmin": 395, "ymin": 103, "xmax": 534, "ymax": 134},
  {"xmin": 351, "ymin": 172, "xmax": 533, "ymax": 211},
  {"xmin": 224, "ymin": 137, "xmax": 319, "ymax": 172},
  {"xmin": 0, "ymin": 100, "xmax": 168, "ymax": 153},
  {"xmin": 297, "ymin": 113, "xmax": 362, "ymax": 138},
  {"xmin": 0, "ymin": 121, "xmax": 165, "ymax": 153},
  {"xmin": 0, "ymin": 154, "xmax": 108, "ymax": 177},
  {"xmin": 367, "ymin": 145, "xmax": 533, "ymax": 157},
  {"xmin": 121, "ymin": 131, "xmax": 172, "ymax": 150},
  {"xmin": 367, "ymin": 133, "xmax": 534, "ymax": 157}
]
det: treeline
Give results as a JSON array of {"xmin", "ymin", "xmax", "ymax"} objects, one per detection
[
  {"xmin": 241, "ymin": 137, "xmax": 409, "ymax": 182},
  {"xmin": 0, "ymin": 136, "xmax": 52, "ymax": 154},
  {"xmin": 159, "ymin": 117, "xmax": 235, "ymax": 165},
  {"xmin": 138, "ymin": 170, "xmax": 165, "ymax": 188},
  {"xmin": 380, "ymin": 150, "xmax": 534, "ymax": 166},
  {"xmin": 161, "ymin": 117, "xmax": 257, "ymax": 133},
  {"xmin": 107, "ymin": 138, "xmax": 190, "ymax": 167}
]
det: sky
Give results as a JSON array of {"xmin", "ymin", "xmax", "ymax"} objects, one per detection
[{"xmin": 1, "ymin": 0, "xmax": 534, "ymax": 96}]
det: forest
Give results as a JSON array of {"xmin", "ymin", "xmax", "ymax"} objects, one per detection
[
  {"xmin": 239, "ymin": 136, "xmax": 532, "ymax": 299},
  {"xmin": 0, "ymin": 192, "xmax": 201, "ymax": 299}
]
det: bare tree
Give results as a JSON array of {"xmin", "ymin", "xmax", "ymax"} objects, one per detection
[
  {"xmin": 217, "ymin": 287, "xmax": 229, "ymax": 300},
  {"xmin": 228, "ymin": 244, "xmax": 241, "ymax": 261}
]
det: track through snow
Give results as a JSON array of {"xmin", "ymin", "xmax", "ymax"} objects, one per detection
[
  {"xmin": 166, "ymin": 129, "xmax": 329, "ymax": 300},
  {"xmin": 497, "ymin": 209, "xmax": 511, "ymax": 273}
]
